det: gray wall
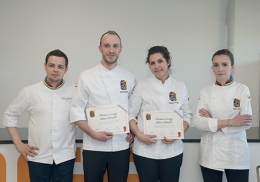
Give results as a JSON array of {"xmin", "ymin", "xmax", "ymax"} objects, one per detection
[{"xmin": 0, "ymin": 0, "xmax": 259, "ymax": 138}]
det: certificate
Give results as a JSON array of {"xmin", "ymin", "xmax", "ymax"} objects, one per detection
[
  {"xmin": 87, "ymin": 105, "xmax": 129, "ymax": 134},
  {"xmin": 143, "ymin": 110, "xmax": 184, "ymax": 139}
]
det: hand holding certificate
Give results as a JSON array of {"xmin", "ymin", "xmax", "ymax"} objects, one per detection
[
  {"xmin": 143, "ymin": 110, "xmax": 184, "ymax": 139},
  {"xmin": 87, "ymin": 105, "xmax": 129, "ymax": 134}
]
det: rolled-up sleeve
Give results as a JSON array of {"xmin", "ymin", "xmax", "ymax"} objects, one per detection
[
  {"xmin": 180, "ymin": 86, "xmax": 193, "ymax": 126},
  {"xmin": 2, "ymin": 88, "xmax": 30, "ymax": 127},
  {"xmin": 194, "ymin": 89, "xmax": 218, "ymax": 132},
  {"xmin": 222, "ymin": 86, "xmax": 252, "ymax": 134},
  {"xmin": 70, "ymin": 74, "xmax": 89, "ymax": 123},
  {"xmin": 128, "ymin": 83, "xmax": 142, "ymax": 122}
]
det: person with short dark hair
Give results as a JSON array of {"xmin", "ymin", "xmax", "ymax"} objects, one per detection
[
  {"xmin": 194, "ymin": 49, "xmax": 252, "ymax": 182},
  {"xmin": 2, "ymin": 49, "xmax": 76, "ymax": 182},
  {"xmin": 128, "ymin": 46, "xmax": 192, "ymax": 182},
  {"xmin": 70, "ymin": 30, "xmax": 135, "ymax": 182}
]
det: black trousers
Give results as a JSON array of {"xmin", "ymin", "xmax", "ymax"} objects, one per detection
[
  {"xmin": 200, "ymin": 165, "xmax": 249, "ymax": 182},
  {"xmin": 27, "ymin": 159, "xmax": 74, "ymax": 182},
  {"xmin": 133, "ymin": 153, "xmax": 183, "ymax": 182},
  {"xmin": 83, "ymin": 148, "xmax": 130, "ymax": 182}
]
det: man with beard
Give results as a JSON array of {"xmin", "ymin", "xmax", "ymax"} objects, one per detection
[{"xmin": 70, "ymin": 30, "xmax": 135, "ymax": 182}]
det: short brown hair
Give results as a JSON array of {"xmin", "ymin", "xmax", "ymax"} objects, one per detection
[
  {"xmin": 99, "ymin": 30, "xmax": 122, "ymax": 46},
  {"xmin": 45, "ymin": 49, "xmax": 68, "ymax": 67}
]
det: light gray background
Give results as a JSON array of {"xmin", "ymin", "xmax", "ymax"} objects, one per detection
[{"xmin": 0, "ymin": 0, "xmax": 259, "ymax": 138}]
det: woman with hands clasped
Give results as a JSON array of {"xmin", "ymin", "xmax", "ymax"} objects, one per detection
[
  {"xmin": 128, "ymin": 46, "xmax": 192, "ymax": 182},
  {"xmin": 194, "ymin": 49, "xmax": 252, "ymax": 182}
]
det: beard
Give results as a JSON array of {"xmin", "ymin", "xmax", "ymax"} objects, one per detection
[{"xmin": 102, "ymin": 54, "xmax": 119, "ymax": 65}]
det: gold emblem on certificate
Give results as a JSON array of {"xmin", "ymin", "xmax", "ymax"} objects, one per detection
[
  {"xmin": 87, "ymin": 105, "xmax": 129, "ymax": 134},
  {"xmin": 143, "ymin": 110, "xmax": 184, "ymax": 139}
]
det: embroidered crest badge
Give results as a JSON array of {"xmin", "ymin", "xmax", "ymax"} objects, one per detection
[
  {"xmin": 233, "ymin": 98, "xmax": 241, "ymax": 108},
  {"xmin": 120, "ymin": 80, "xmax": 127, "ymax": 90},
  {"xmin": 169, "ymin": 92, "xmax": 177, "ymax": 102}
]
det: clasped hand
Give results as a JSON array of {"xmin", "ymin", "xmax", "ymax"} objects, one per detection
[
  {"xmin": 91, "ymin": 131, "xmax": 134, "ymax": 143},
  {"xmin": 138, "ymin": 134, "xmax": 175, "ymax": 145}
]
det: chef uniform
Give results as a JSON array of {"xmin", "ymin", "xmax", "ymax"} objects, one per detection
[
  {"xmin": 70, "ymin": 63, "xmax": 135, "ymax": 181},
  {"xmin": 128, "ymin": 76, "xmax": 192, "ymax": 182},
  {"xmin": 2, "ymin": 78, "xmax": 76, "ymax": 180},
  {"xmin": 194, "ymin": 80, "xmax": 252, "ymax": 182}
]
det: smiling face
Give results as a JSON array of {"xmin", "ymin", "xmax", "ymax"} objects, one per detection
[
  {"xmin": 149, "ymin": 53, "xmax": 170, "ymax": 83},
  {"xmin": 99, "ymin": 33, "xmax": 122, "ymax": 70},
  {"xmin": 44, "ymin": 56, "xmax": 68, "ymax": 87},
  {"xmin": 212, "ymin": 54, "xmax": 234, "ymax": 85}
]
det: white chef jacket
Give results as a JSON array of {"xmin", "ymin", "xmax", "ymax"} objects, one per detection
[
  {"xmin": 128, "ymin": 76, "xmax": 192, "ymax": 159},
  {"xmin": 2, "ymin": 81, "xmax": 76, "ymax": 164},
  {"xmin": 70, "ymin": 63, "xmax": 135, "ymax": 152},
  {"xmin": 194, "ymin": 82, "xmax": 252, "ymax": 170}
]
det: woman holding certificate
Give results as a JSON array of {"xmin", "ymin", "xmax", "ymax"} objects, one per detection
[
  {"xmin": 194, "ymin": 49, "xmax": 252, "ymax": 182},
  {"xmin": 128, "ymin": 46, "xmax": 192, "ymax": 182}
]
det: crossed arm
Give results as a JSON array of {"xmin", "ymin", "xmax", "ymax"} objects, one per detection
[{"xmin": 199, "ymin": 108, "xmax": 252, "ymax": 129}]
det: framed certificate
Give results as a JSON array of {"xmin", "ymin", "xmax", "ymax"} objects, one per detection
[
  {"xmin": 143, "ymin": 110, "xmax": 184, "ymax": 139},
  {"xmin": 87, "ymin": 105, "xmax": 129, "ymax": 134}
]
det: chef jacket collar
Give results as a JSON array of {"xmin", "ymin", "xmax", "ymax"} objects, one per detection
[
  {"xmin": 215, "ymin": 76, "xmax": 233, "ymax": 86},
  {"xmin": 43, "ymin": 76, "xmax": 64, "ymax": 90}
]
